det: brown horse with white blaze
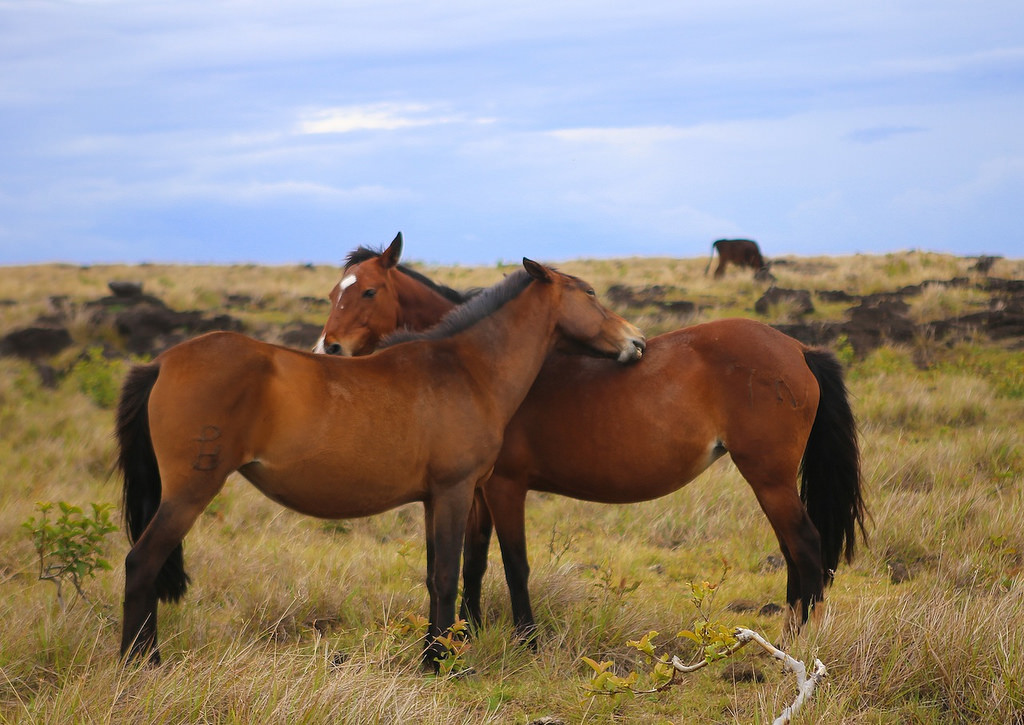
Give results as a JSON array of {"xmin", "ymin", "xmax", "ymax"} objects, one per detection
[
  {"xmin": 316, "ymin": 236, "xmax": 867, "ymax": 642},
  {"xmin": 115, "ymin": 257, "xmax": 645, "ymax": 667},
  {"xmin": 313, "ymin": 233, "xmax": 464, "ymax": 356}
]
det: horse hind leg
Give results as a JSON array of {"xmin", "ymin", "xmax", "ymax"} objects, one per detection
[
  {"xmin": 121, "ymin": 495, "xmax": 215, "ymax": 664},
  {"xmin": 775, "ymin": 531, "xmax": 823, "ymax": 644},
  {"xmin": 768, "ymin": 493, "xmax": 823, "ymax": 641},
  {"xmin": 482, "ymin": 475, "xmax": 537, "ymax": 647},
  {"xmin": 734, "ymin": 458, "xmax": 824, "ymax": 641}
]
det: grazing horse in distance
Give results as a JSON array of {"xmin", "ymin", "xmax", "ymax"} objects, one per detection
[
  {"xmin": 316, "ymin": 237, "xmax": 867, "ymax": 644},
  {"xmin": 115, "ymin": 257, "xmax": 645, "ymax": 667},
  {"xmin": 705, "ymin": 238, "xmax": 771, "ymax": 279}
]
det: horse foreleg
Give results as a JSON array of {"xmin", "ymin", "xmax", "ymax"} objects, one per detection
[
  {"xmin": 422, "ymin": 485, "xmax": 475, "ymax": 670},
  {"xmin": 482, "ymin": 475, "xmax": 537, "ymax": 647},
  {"xmin": 459, "ymin": 488, "xmax": 493, "ymax": 630},
  {"xmin": 121, "ymin": 498, "xmax": 207, "ymax": 664}
]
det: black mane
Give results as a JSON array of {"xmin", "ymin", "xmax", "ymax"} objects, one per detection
[
  {"xmin": 380, "ymin": 269, "xmax": 534, "ymax": 348},
  {"xmin": 345, "ymin": 246, "xmax": 469, "ymax": 304}
]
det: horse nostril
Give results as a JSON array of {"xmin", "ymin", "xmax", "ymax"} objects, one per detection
[{"xmin": 325, "ymin": 342, "xmax": 343, "ymax": 355}]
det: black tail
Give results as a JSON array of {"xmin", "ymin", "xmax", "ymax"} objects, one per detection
[
  {"xmin": 115, "ymin": 362, "xmax": 190, "ymax": 602},
  {"xmin": 800, "ymin": 349, "xmax": 867, "ymax": 585}
]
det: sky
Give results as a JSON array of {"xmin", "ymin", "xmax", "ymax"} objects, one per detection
[{"xmin": 1, "ymin": 1, "xmax": 1022, "ymax": 266}]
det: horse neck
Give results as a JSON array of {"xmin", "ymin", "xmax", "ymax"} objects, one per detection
[
  {"xmin": 394, "ymin": 275, "xmax": 456, "ymax": 330},
  {"xmin": 451, "ymin": 282, "xmax": 559, "ymax": 419}
]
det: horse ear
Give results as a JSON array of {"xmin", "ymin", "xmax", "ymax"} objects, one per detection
[
  {"xmin": 381, "ymin": 232, "xmax": 403, "ymax": 269},
  {"xmin": 522, "ymin": 258, "xmax": 552, "ymax": 283}
]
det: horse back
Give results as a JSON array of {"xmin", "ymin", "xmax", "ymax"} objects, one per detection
[{"xmin": 495, "ymin": 319, "xmax": 818, "ymax": 501}]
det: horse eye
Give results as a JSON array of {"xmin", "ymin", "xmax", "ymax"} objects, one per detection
[
  {"xmin": 363, "ymin": 288, "xmax": 377, "ymax": 299},
  {"xmin": 586, "ymin": 288, "xmax": 596, "ymax": 297}
]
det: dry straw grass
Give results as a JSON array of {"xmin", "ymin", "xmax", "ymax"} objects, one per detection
[{"xmin": 1, "ymin": 250, "xmax": 1022, "ymax": 723}]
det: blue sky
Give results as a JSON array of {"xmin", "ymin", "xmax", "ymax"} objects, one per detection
[{"xmin": 1, "ymin": 1, "xmax": 1022, "ymax": 265}]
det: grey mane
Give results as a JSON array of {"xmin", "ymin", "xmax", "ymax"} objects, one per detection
[{"xmin": 380, "ymin": 269, "xmax": 534, "ymax": 348}]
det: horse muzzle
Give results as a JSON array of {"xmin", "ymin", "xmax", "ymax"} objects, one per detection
[{"xmin": 618, "ymin": 336, "xmax": 646, "ymax": 364}]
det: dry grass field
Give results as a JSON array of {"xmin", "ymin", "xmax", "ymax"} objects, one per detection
[{"xmin": 1, "ymin": 249, "xmax": 1022, "ymax": 723}]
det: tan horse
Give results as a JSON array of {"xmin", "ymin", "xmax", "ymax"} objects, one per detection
[
  {"xmin": 316, "ymin": 235, "xmax": 866, "ymax": 642},
  {"xmin": 115, "ymin": 257, "xmax": 645, "ymax": 666}
]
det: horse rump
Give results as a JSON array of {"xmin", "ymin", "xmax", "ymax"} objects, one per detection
[{"xmin": 115, "ymin": 361, "xmax": 190, "ymax": 603}]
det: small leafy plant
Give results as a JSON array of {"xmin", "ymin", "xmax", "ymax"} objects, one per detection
[
  {"xmin": 582, "ymin": 566, "xmax": 738, "ymax": 699},
  {"xmin": 590, "ymin": 564, "xmax": 641, "ymax": 602},
  {"xmin": 432, "ymin": 619, "xmax": 471, "ymax": 677},
  {"xmin": 375, "ymin": 612, "xmax": 471, "ymax": 676},
  {"xmin": 22, "ymin": 501, "xmax": 118, "ymax": 610}
]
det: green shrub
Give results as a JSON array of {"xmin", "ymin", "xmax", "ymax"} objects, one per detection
[{"xmin": 22, "ymin": 501, "xmax": 118, "ymax": 610}]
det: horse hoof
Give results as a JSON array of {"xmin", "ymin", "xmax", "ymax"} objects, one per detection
[
  {"xmin": 514, "ymin": 625, "xmax": 540, "ymax": 651},
  {"xmin": 128, "ymin": 650, "xmax": 161, "ymax": 668}
]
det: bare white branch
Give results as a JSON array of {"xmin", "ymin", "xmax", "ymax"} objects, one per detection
[
  {"xmin": 669, "ymin": 628, "xmax": 826, "ymax": 724},
  {"xmin": 733, "ymin": 628, "xmax": 827, "ymax": 725}
]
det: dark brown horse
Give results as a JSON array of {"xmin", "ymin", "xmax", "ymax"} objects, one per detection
[
  {"xmin": 705, "ymin": 238, "xmax": 771, "ymax": 279},
  {"xmin": 115, "ymin": 257, "xmax": 645, "ymax": 667},
  {"xmin": 316, "ymin": 236, "xmax": 866, "ymax": 642}
]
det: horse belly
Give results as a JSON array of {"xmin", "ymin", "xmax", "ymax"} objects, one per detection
[
  {"xmin": 526, "ymin": 429, "xmax": 722, "ymax": 504},
  {"xmin": 238, "ymin": 459, "xmax": 426, "ymax": 519}
]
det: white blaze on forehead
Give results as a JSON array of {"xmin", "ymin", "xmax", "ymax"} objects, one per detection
[{"xmin": 336, "ymin": 273, "xmax": 357, "ymax": 309}]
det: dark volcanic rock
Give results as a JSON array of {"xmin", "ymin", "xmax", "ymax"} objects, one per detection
[
  {"xmin": 604, "ymin": 283, "xmax": 697, "ymax": 317},
  {"xmin": 817, "ymin": 289, "xmax": 859, "ymax": 303},
  {"xmin": 982, "ymin": 278, "xmax": 1024, "ymax": 294},
  {"xmin": 281, "ymin": 323, "xmax": 323, "ymax": 350},
  {"xmin": 771, "ymin": 321, "xmax": 842, "ymax": 347},
  {"xmin": 605, "ymin": 284, "xmax": 674, "ymax": 307},
  {"xmin": 755, "ymin": 287, "xmax": 814, "ymax": 316},
  {"xmin": 0, "ymin": 326, "xmax": 73, "ymax": 359},
  {"xmin": 108, "ymin": 281, "xmax": 144, "ymax": 298},
  {"xmin": 970, "ymin": 255, "xmax": 1002, "ymax": 274},
  {"xmin": 659, "ymin": 300, "xmax": 697, "ymax": 315},
  {"xmin": 841, "ymin": 298, "xmax": 917, "ymax": 354},
  {"xmin": 115, "ymin": 306, "xmax": 243, "ymax": 355}
]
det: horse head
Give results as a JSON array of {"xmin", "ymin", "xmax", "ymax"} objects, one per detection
[{"xmin": 523, "ymin": 259, "xmax": 646, "ymax": 364}]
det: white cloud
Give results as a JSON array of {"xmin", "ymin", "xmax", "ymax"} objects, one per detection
[{"xmin": 296, "ymin": 103, "xmax": 496, "ymax": 135}]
